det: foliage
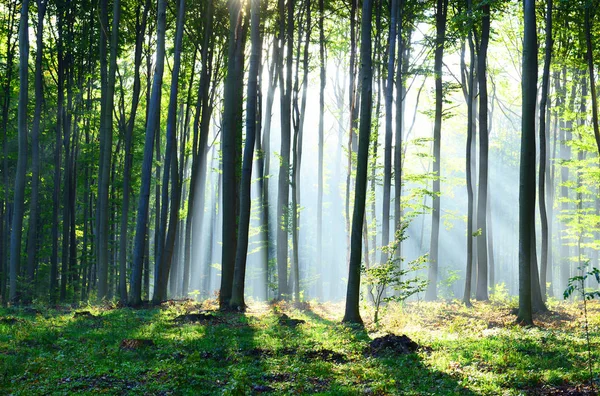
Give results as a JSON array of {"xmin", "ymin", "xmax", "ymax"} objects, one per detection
[
  {"xmin": 563, "ymin": 264, "xmax": 600, "ymax": 390},
  {"xmin": 1, "ymin": 300, "xmax": 599, "ymax": 395},
  {"xmin": 362, "ymin": 224, "xmax": 429, "ymax": 324}
]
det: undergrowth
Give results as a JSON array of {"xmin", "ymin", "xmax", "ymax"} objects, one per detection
[{"xmin": 0, "ymin": 298, "xmax": 598, "ymax": 395}]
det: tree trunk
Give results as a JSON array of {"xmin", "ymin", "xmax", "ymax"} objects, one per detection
[
  {"xmin": 9, "ymin": 0, "xmax": 29, "ymax": 303},
  {"xmin": 343, "ymin": 0, "xmax": 373, "ymax": 325},
  {"xmin": 153, "ymin": 0, "xmax": 186, "ymax": 304},
  {"xmin": 25, "ymin": 0, "xmax": 47, "ymax": 300},
  {"xmin": 425, "ymin": 0, "xmax": 448, "ymax": 301},
  {"xmin": 129, "ymin": 0, "xmax": 167, "ymax": 306},
  {"xmin": 462, "ymin": 8, "xmax": 476, "ymax": 306},
  {"xmin": 317, "ymin": 0, "xmax": 325, "ymax": 299},
  {"xmin": 118, "ymin": 0, "xmax": 150, "ymax": 304},
  {"xmin": 517, "ymin": 0, "xmax": 536, "ymax": 326},
  {"xmin": 475, "ymin": 3, "xmax": 490, "ymax": 301},
  {"xmin": 538, "ymin": 0, "xmax": 553, "ymax": 300},
  {"xmin": 97, "ymin": 0, "xmax": 120, "ymax": 301},
  {"xmin": 382, "ymin": 0, "xmax": 398, "ymax": 265},
  {"xmin": 220, "ymin": 0, "xmax": 244, "ymax": 308},
  {"xmin": 231, "ymin": 0, "xmax": 261, "ymax": 310}
]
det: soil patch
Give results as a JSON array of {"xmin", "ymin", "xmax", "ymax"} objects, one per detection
[
  {"xmin": 278, "ymin": 313, "xmax": 305, "ymax": 328},
  {"xmin": 303, "ymin": 349, "xmax": 348, "ymax": 364},
  {"xmin": 366, "ymin": 334, "xmax": 418, "ymax": 356},
  {"xmin": 173, "ymin": 312, "xmax": 220, "ymax": 324},
  {"xmin": 119, "ymin": 339, "xmax": 155, "ymax": 350},
  {"xmin": 525, "ymin": 383, "xmax": 598, "ymax": 395}
]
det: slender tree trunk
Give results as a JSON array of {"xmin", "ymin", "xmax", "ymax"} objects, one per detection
[
  {"xmin": 231, "ymin": 0, "xmax": 262, "ymax": 310},
  {"xmin": 97, "ymin": 0, "xmax": 120, "ymax": 301},
  {"xmin": 517, "ymin": 0, "xmax": 536, "ymax": 326},
  {"xmin": 462, "ymin": 12, "xmax": 475, "ymax": 306},
  {"xmin": 382, "ymin": 0, "xmax": 398, "ymax": 265},
  {"xmin": 9, "ymin": 0, "xmax": 29, "ymax": 303},
  {"xmin": 475, "ymin": 3, "xmax": 490, "ymax": 301},
  {"xmin": 153, "ymin": 0, "xmax": 186, "ymax": 304},
  {"xmin": 346, "ymin": 0, "xmax": 358, "ymax": 265},
  {"xmin": 220, "ymin": 0, "xmax": 244, "ymax": 308},
  {"xmin": 316, "ymin": 0, "xmax": 325, "ymax": 299},
  {"xmin": 0, "ymin": 1, "xmax": 17, "ymax": 303},
  {"xmin": 25, "ymin": 0, "xmax": 47, "ymax": 300},
  {"xmin": 538, "ymin": 0, "xmax": 553, "ymax": 300},
  {"xmin": 425, "ymin": 0, "xmax": 448, "ymax": 301},
  {"xmin": 343, "ymin": 0, "xmax": 373, "ymax": 325},
  {"xmin": 276, "ymin": 0, "xmax": 294, "ymax": 300},
  {"xmin": 118, "ymin": 0, "xmax": 150, "ymax": 304},
  {"xmin": 129, "ymin": 0, "xmax": 167, "ymax": 306}
]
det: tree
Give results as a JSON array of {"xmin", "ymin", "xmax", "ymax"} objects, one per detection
[
  {"xmin": 475, "ymin": 2, "xmax": 490, "ymax": 301},
  {"xmin": 538, "ymin": 0, "xmax": 553, "ymax": 299},
  {"xmin": 382, "ymin": 0, "xmax": 398, "ymax": 268},
  {"xmin": 9, "ymin": 0, "xmax": 29, "ymax": 303},
  {"xmin": 129, "ymin": 0, "xmax": 168, "ymax": 306},
  {"xmin": 462, "ymin": 0, "xmax": 476, "ymax": 307},
  {"xmin": 276, "ymin": 0, "xmax": 294, "ymax": 300},
  {"xmin": 426, "ymin": 0, "xmax": 448, "ymax": 301},
  {"xmin": 518, "ymin": 0, "xmax": 537, "ymax": 326},
  {"xmin": 231, "ymin": 0, "xmax": 261, "ymax": 310},
  {"xmin": 317, "ymin": 0, "xmax": 325, "ymax": 298},
  {"xmin": 153, "ymin": 0, "xmax": 186, "ymax": 304},
  {"xmin": 97, "ymin": 0, "xmax": 120, "ymax": 301},
  {"xmin": 220, "ymin": 0, "xmax": 244, "ymax": 309},
  {"xmin": 343, "ymin": 0, "xmax": 373, "ymax": 325}
]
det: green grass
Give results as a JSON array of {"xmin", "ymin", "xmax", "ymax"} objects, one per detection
[{"xmin": 0, "ymin": 298, "xmax": 598, "ymax": 395}]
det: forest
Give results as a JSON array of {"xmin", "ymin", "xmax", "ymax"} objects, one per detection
[{"xmin": 1, "ymin": 0, "xmax": 600, "ymax": 394}]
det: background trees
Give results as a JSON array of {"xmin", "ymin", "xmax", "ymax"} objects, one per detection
[{"xmin": 0, "ymin": 0, "xmax": 599, "ymax": 330}]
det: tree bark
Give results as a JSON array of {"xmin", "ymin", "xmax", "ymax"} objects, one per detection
[
  {"xmin": 9, "ymin": 0, "xmax": 29, "ymax": 303},
  {"xmin": 475, "ymin": 3, "xmax": 490, "ymax": 301},
  {"xmin": 231, "ymin": 0, "xmax": 262, "ymax": 310},
  {"xmin": 425, "ymin": 0, "xmax": 448, "ymax": 301},
  {"xmin": 97, "ymin": 0, "xmax": 120, "ymax": 301},
  {"xmin": 518, "ymin": 0, "xmax": 536, "ymax": 326},
  {"xmin": 538, "ymin": 0, "xmax": 553, "ymax": 300},
  {"xmin": 382, "ymin": 0, "xmax": 398, "ymax": 266},
  {"xmin": 220, "ymin": 0, "xmax": 244, "ymax": 308},
  {"xmin": 25, "ymin": 0, "xmax": 47, "ymax": 300},
  {"xmin": 153, "ymin": 0, "xmax": 186, "ymax": 304},
  {"xmin": 129, "ymin": 0, "xmax": 168, "ymax": 306},
  {"xmin": 343, "ymin": 0, "xmax": 373, "ymax": 325}
]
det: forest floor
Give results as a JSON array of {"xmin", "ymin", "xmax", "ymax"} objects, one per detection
[{"xmin": 0, "ymin": 296, "xmax": 598, "ymax": 395}]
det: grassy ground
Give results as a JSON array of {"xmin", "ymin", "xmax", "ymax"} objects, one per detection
[{"xmin": 0, "ymin": 297, "xmax": 598, "ymax": 395}]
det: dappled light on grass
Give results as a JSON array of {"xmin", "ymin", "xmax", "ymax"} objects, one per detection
[{"xmin": 0, "ymin": 300, "xmax": 598, "ymax": 394}]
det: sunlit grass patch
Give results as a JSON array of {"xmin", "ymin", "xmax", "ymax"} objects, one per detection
[{"xmin": 0, "ymin": 298, "xmax": 597, "ymax": 394}]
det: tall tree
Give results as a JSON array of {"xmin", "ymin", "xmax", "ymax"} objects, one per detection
[
  {"xmin": 9, "ymin": 0, "xmax": 29, "ymax": 302},
  {"xmin": 25, "ymin": 0, "xmax": 47, "ymax": 299},
  {"xmin": 462, "ymin": 0, "xmax": 476, "ymax": 307},
  {"xmin": 129, "ymin": 0, "xmax": 168, "ymax": 306},
  {"xmin": 97, "ymin": 0, "xmax": 120, "ymax": 301},
  {"xmin": 475, "ymin": 2, "xmax": 491, "ymax": 301},
  {"xmin": 426, "ymin": 0, "xmax": 448, "ymax": 301},
  {"xmin": 276, "ymin": 0, "xmax": 294, "ymax": 300},
  {"xmin": 231, "ymin": 0, "xmax": 261, "ymax": 310},
  {"xmin": 382, "ymin": 0, "xmax": 398, "ymax": 265},
  {"xmin": 153, "ymin": 0, "xmax": 186, "ymax": 304},
  {"xmin": 118, "ymin": 0, "xmax": 150, "ymax": 304},
  {"xmin": 220, "ymin": 0, "xmax": 243, "ymax": 308},
  {"xmin": 343, "ymin": 0, "xmax": 373, "ymax": 325},
  {"xmin": 538, "ymin": 0, "xmax": 553, "ymax": 299},
  {"xmin": 517, "ymin": 0, "xmax": 536, "ymax": 326},
  {"xmin": 316, "ymin": 0, "xmax": 325, "ymax": 298}
]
